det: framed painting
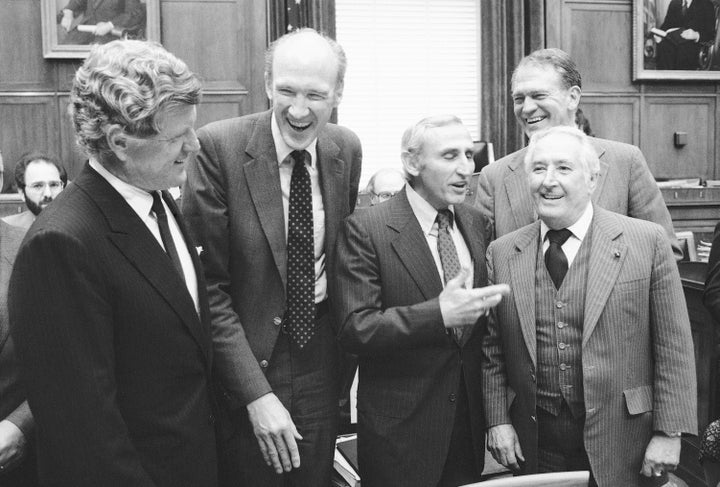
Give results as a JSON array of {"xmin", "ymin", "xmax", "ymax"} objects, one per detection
[
  {"xmin": 41, "ymin": 0, "xmax": 160, "ymax": 59},
  {"xmin": 633, "ymin": 0, "xmax": 720, "ymax": 80}
]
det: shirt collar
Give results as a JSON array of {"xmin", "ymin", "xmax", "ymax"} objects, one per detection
[
  {"xmin": 405, "ymin": 184, "xmax": 455, "ymax": 236},
  {"xmin": 271, "ymin": 112, "xmax": 317, "ymax": 168},
  {"xmin": 540, "ymin": 202, "xmax": 594, "ymax": 243},
  {"xmin": 89, "ymin": 158, "xmax": 154, "ymax": 218}
]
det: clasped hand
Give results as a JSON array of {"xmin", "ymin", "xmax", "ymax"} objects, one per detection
[{"xmin": 439, "ymin": 269, "xmax": 510, "ymax": 328}]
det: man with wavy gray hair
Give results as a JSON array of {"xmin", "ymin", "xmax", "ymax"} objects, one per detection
[
  {"xmin": 483, "ymin": 126, "xmax": 696, "ymax": 486},
  {"xmin": 9, "ymin": 40, "xmax": 218, "ymax": 487}
]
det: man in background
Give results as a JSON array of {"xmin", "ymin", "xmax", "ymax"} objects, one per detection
[
  {"xmin": 365, "ymin": 168, "xmax": 405, "ymax": 205},
  {"xmin": 3, "ymin": 151, "xmax": 67, "ymax": 229},
  {"xmin": 475, "ymin": 48, "xmax": 679, "ymax": 258},
  {"xmin": 182, "ymin": 28, "xmax": 362, "ymax": 486},
  {"xmin": 483, "ymin": 126, "xmax": 696, "ymax": 486},
  {"xmin": 655, "ymin": 0, "xmax": 715, "ymax": 70},
  {"xmin": 333, "ymin": 115, "xmax": 508, "ymax": 487},
  {"xmin": 58, "ymin": 0, "xmax": 146, "ymax": 44},
  {"xmin": 10, "ymin": 40, "xmax": 218, "ymax": 486}
]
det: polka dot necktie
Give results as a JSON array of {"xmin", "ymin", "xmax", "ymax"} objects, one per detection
[
  {"xmin": 545, "ymin": 228, "xmax": 573, "ymax": 289},
  {"xmin": 285, "ymin": 150, "xmax": 315, "ymax": 348},
  {"xmin": 436, "ymin": 209, "xmax": 465, "ymax": 344}
]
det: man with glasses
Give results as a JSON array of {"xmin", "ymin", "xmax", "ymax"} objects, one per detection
[
  {"xmin": 2, "ymin": 152, "xmax": 66, "ymax": 229},
  {"xmin": 9, "ymin": 40, "xmax": 220, "ymax": 487},
  {"xmin": 365, "ymin": 168, "xmax": 405, "ymax": 206}
]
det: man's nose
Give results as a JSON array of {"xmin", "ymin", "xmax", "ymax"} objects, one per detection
[
  {"xmin": 521, "ymin": 97, "xmax": 537, "ymax": 114},
  {"xmin": 458, "ymin": 153, "xmax": 474, "ymax": 176},
  {"xmin": 184, "ymin": 129, "xmax": 200, "ymax": 152},
  {"xmin": 288, "ymin": 96, "xmax": 310, "ymax": 118}
]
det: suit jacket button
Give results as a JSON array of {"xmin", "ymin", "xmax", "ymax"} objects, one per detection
[
  {"xmin": 260, "ymin": 360, "xmax": 269, "ymax": 368},
  {"xmin": 530, "ymin": 373, "xmax": 536, "ymax": 382},
  {"xmin": 209, "ymin": 414, "xmax": 215, "ymax": 425},
  {"xmin": 273, "ymin": 316, "xmax": 282, "ymax": 326},
  {"xmin": 531, "ymin": 415, "xmax": 536, "ymax": 422},
  {"xmin": 449, "ymin": 393, "xmax": 457, "ymax": 403}
]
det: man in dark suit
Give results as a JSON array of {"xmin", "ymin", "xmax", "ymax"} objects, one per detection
[
  {"xmin": 182, "ymin": 28, "xmax": 362, "ymax": 486},
  {"xmin": 9, "ymin": 40, "xmax": 218, "ymax": 487},
  {"xmin": 474, "ymin": 48, "xmax": 680, "ymax": 258},
  {"xmin": 59, "ymin": 0, "xmax": 146, "ymax": 44},
  {"xmin": 483, "ymin": 126, "xmax": 697, "ymax": 486},
  {"xmin": 656, "ymin": 0, "xmax": 716, "ymax": 70},
  {"xmin": 0, "ymin": 220, "xmax": 37, "ymax": 486},
  {"xmin": 333, "ymin": 115, "xmax": 509, "ymax": 487}
]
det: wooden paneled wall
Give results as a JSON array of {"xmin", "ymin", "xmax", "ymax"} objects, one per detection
[
  {"xmin": 546, "ymin": 0, "xmax": 720, "ymax": 181},
  {"xmin": 0, "ymin": 0, "xmax": 268, "ymax": 192}
]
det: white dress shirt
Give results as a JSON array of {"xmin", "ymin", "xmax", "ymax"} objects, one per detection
[{"xmin": 540, "ymin": 202, "xmax": 594, "ymax": 268}]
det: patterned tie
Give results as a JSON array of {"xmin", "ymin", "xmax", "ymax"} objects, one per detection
[
  {"xmin": 285, "ymin": 150, "xmax": 315, "ymax": 348},
  {"xmin": 545, "ymin": 228, "xmax": 573, "ymax": 289},
  {"xmin": 436, "ymin": 209, "xmax": 466, "ymax": 344},
  {"xmin": 151, "ymin": 191, "xmax": 184, "ymax": 278}
]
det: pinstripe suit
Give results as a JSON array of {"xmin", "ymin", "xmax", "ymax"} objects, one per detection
[
  {"xmin": 333, "ymin": 188, "xmax": 488, "ymax": 487},
  {"xmin": 9, "ymin": 164, "xmax": 217, "ymax": 487},
  {"xmin": 474, "ymin": 137, "xmax": 681, "ymax": 258},
  {"xmin": 483, "ymin": 206, "xmax": 697, "ymax": 486}
]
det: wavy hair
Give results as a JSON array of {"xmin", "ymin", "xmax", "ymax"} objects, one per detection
[{"xmin": 69, "ymin": 40, "xmax": 202, "ymax": 159}]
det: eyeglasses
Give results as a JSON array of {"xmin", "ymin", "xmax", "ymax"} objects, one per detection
[
  {"xmin": 372, "ymin": 191, "xmax": 398, "ymax": 200},
  {"xmin": 26, "ymin": 181, "xmax": 63, "ymax": 192}
]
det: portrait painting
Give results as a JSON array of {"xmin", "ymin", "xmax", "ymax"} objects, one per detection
[
  {"xmin": 42, "ymin": 0, "xmax": 160, "ymax": 58},
  {"xmin": 634, "ymin": 0, "xmax": 720, "ymax": 80}
]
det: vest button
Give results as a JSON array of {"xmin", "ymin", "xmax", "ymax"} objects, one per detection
[
  {"xmin": 449, "ymin": 393, "xmax": 457, "ymax": 403},
  {"xmin": 273, "ymin": 316, "xmax": 282, "ymax": 326},
  {"xmin": 555, "ymin": 301, "xmax": 563, "ymax": 309},
  {"xmin": 559, "ymin": 363, "xmax": 568, "ymax": 371},
  {"xmin": 558, "ymin": 342, "xmax": 567, "ymax": 350},
  {"xmin": 260, "ymin": 360, "xmax": 269, "ymax": 368},
  {"xmin": 557, "ymin": 321, "xmax": 566, "ymax": 329}
]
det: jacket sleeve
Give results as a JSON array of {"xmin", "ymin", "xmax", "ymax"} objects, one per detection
[
  {"xmin": 332, "ymin": 215, "xmax": 449, "ymax": 355},
  {"xmin": 182, "ymin": 129, "xmax": 272, "ymax": 408},
  {"xmin": 9, "ymin": 230, "xmax": 157, "ymax": 486}
]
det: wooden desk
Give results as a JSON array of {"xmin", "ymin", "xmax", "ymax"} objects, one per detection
[{"xmin": 676, "ymin": 261, "xmax": 717, "ymax": 487}]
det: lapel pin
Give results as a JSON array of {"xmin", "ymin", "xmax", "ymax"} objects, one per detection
[
  {"xmin": 196, "ymin": 246, "xmax": 204, "ymax": 256},
  {"xmin": 613, "ymin": 249, "xmax": 621, "ymax": 258}
]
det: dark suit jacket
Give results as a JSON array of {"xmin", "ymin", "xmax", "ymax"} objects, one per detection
[
  {"xmin": 63, "ymin": 0, "xmax": 143, "ymax": 29},
  {"xmin": 661, "ymin": 0, "xmax": 716, "ymax": 43},
  {"xmin": 475, "ymin": 137, "xmax": 681, "ymax": 258},
  {"xmin": 0, "ymin": 221, "xmax": 32, "ymax": 443},
  {"xmin": 9, "ymin": 164, "xmax": 217, "ymax": 487},
  {"xmin": 703, "ymin": 221, "xmax": 720, "ymax": 321},
  {"xmin": 483, "ymin": 207, "xmax": 697, "ymax": 486},
  {"xmin": 332, "ymin": 189, "xmax": 488, "ymax": 487},
  {"xmin": 182, "ymin": 109, "xmax": 362, "ymax": 407}
]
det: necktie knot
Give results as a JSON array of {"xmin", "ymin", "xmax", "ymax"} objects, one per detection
[
  {"xmin": 151, "ymin": 191, "xmax": 166, "ymax": 217},
  {"xmin": 436, "ymin": 209, "xmax": 454, "ymax": 231},
  {"xmin": 290, "ymin": 150, "xmax": 309, "ymax": 172},
  {"xmin": 546, "ymin": 228, "xmax": 572, "ymax": 246}
]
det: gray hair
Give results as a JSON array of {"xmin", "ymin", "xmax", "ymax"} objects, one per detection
[
  {"xmin": 69, "ymin": 40, "xmax": 202, "ymax": 159},
  {"xmin": 400, "ymin": 114, "xmax": 464, "ymax": 180},
  {"xmin": 524, "ymin": 126, "xmax": 600, "ymax": 180},
  {"xmin": 511, "ymin": 48, "xmax": 582, "ymax": 90}
]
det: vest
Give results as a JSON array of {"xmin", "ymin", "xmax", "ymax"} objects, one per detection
[{"xmin": 535, "ymin": 227, "xmax": 593, "ymax": 419}]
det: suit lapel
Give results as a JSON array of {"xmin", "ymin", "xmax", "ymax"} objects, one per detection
[
  {"xmin": 317, "ymin": 133, "xmax": 346, "ymax": 264},
  {"xmin": 504, "ymin": 150, "xmax": 536, "ymax": 230},
  {"xmin": 244, "ymin": 114, "xmax": 288, "ymax": 287},
  {"xmin": 583, "ymin": 208, "xmax": 626, "ymax": 345},
  {"xmin": 508, "ymin": 222, "xmax": 541, "ymax": 366},
  {"xmin": 389, "ymin": 190, "xmax": 443, "ymax": 300},
  {"xmin": 455, "ymin": 205, "xmax": 487, "ymax": 345},
  {"xmin": 590, "ymin": 140, "xmax": 610, "ymax": 204},
  {"xmin": 76, "ymin": 166, "xmax": 210, "ymax": 362}
]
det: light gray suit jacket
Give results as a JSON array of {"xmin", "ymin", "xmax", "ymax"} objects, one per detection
[
  {"xmin": 483, "ymin": 206, "xmax": 697, "ymax": 486},
  {"xmin": 475, "ymin": 137, "xmax": 681, "ymax": 257}
]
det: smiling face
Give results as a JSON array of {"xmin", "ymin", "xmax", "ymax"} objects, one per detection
[
  {"xmin": 526, "ymin": 131, "xmax": 596, "ymax": 229},
  {"xmin": 114, "ymin": 104, "xmax": 199, "ymax": 192},
  {"xmin": 265, "ymin": 33, "xmax": 342, "ymax": 150},
  {"xmin": 403, "ymin": 123, "xmax": 475, "ymax": 210},
  {"xmin": 512, "ymin": 64, "xmax": 580, "ymax": 137}
]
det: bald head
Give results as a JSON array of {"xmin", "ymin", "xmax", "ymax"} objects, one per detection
[{"xmin": 366, "ymin": 169, "xmax": 406, "ymax": 205}]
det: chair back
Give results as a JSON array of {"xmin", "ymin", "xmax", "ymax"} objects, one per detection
[{"xmin": 463, "ymin": 470, "xmax": 590, "ymax": 487}]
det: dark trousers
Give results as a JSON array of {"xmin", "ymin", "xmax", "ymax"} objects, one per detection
[
  {"xmin": 218, "ymin": 312, "xmax": 340, "ymax": 487},
  {"xmin": 537, "ymin": 402, "xmax": 597, "ymax": 487},
  {"xmin": 437, "ymin": 373, "xmax": 482, "ymax": 487},
  {"xmin": 0, "ymin": 447, "xmax": 38, "ymax": 487}
]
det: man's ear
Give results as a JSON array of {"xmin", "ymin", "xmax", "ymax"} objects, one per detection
[
  {"xmin": 264, "ymin": 74, "xmax": 273, "ymax": 101},
  {"xmin": 567, "ymin": 85, "xmax": 581, "ymax": 112},
  {"xmin": 106, "ymin": 124, "xmax": 129, "ymax": 161},
  {"xmin": 401, "ymin": 151, "xmax": 420, "ymax": 178}
]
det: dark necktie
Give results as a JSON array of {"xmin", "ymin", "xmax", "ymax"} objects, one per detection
[
  {"xmin": 285, "ymin": 150, "xmax": 315, "ymax": 348},
  {"xmin": 545, "ymin": 228, "xmax": 573, "ymax": 289},
  {"xmin": 436, "ymin": 209, "xmax": 465, "ymax": 344},
  {"xmin": 151, "ymin": 191, "xmax": 184, "ymax": 278},
  {"xmin": 682, "ymin": 0, "xmax": 688, "ymax": 16}
]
